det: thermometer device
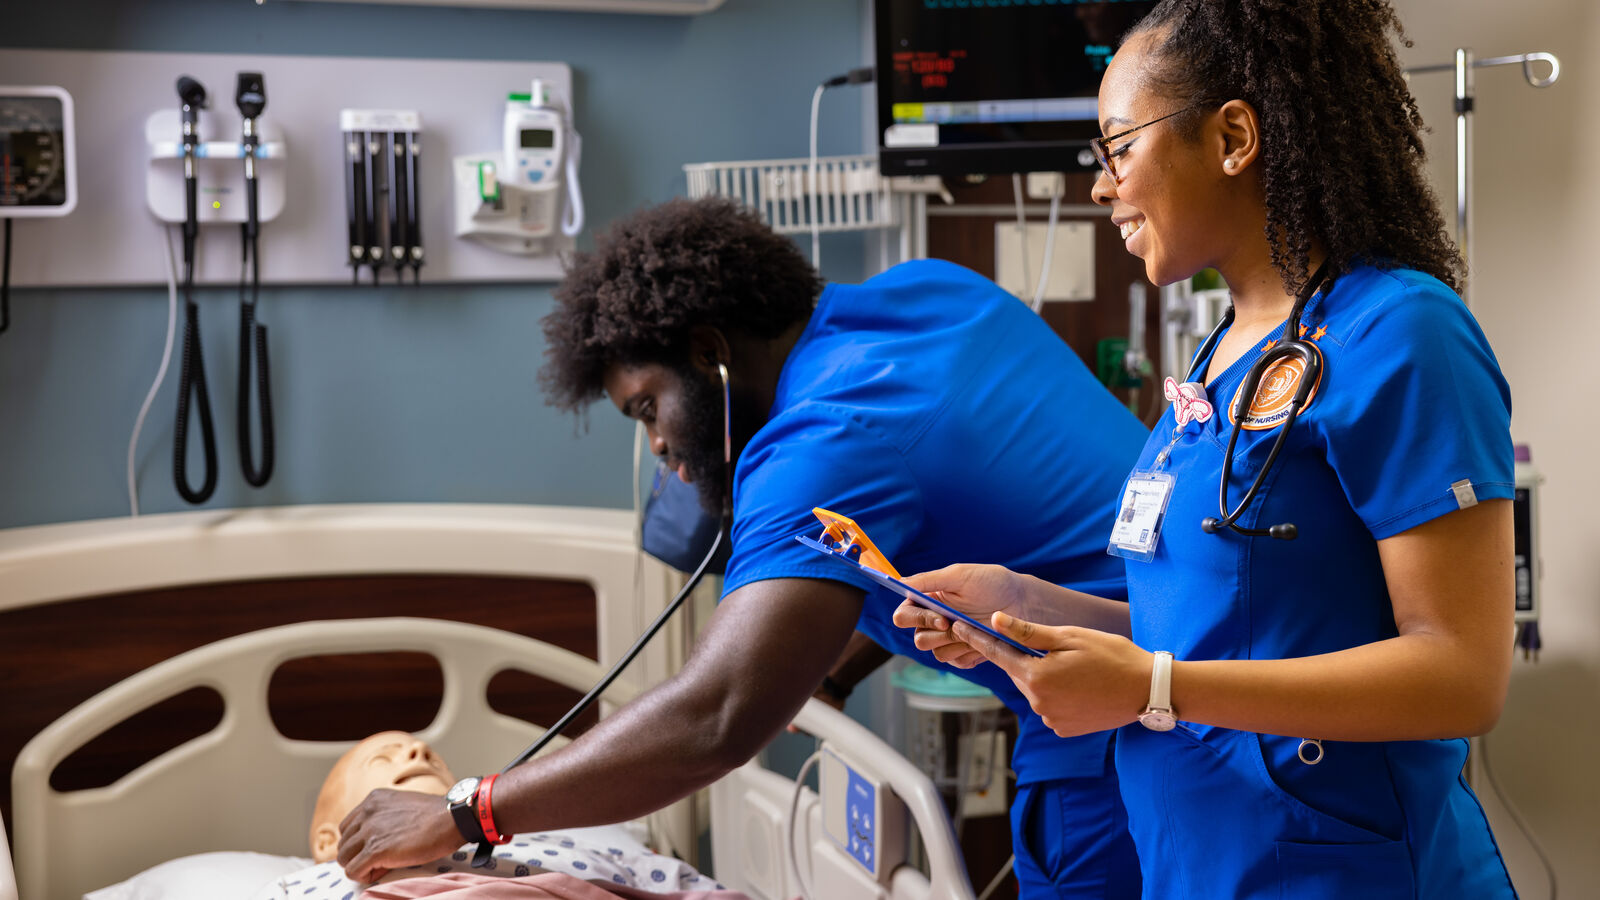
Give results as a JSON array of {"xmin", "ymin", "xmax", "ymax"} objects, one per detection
[{"xmin": 503, "ymin": 79, "xmax": 565, "ymax": 189}]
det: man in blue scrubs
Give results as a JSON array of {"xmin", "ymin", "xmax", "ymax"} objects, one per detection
[{"xmin": 337, "ymin": 197, "xmax": 1147, "ymax": 897}]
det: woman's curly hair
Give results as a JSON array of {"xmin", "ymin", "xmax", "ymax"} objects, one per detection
[
  {"xmin": 1130, "ymin": 0, "xmax": 1464, "ymax": 295},
  {"xmin": 540, "ymin": 196, "xmax": 822, "ymax": 412}
]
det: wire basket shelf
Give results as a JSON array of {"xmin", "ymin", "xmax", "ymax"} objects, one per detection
[{"xmin": 684, "ymin": 154, "xmax": 898, "ymax": 235}]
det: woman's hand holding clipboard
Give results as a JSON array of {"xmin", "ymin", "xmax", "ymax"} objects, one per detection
[{"xmin": 795, "ymin": 508, "xmax": 1047, "ymax": 659}]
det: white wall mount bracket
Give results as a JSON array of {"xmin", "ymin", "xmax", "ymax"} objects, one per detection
[
  {"xmin": 145, "ymin": 107, "xmax": 286, "ymax": 226},
  {"xmin": 452, "ymin": 153, "xmax": 567, "ymax": 256}
]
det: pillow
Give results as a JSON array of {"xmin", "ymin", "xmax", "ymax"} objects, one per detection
[
  {"xmin": 84, "ymin": 851, "xmax": 314, "ymax": 900},
  {"xmin": 250, "ymin": 830, "xmax": 720, "ymax": 900}
]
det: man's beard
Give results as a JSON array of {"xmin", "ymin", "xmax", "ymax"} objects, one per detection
[{"xmin": 673, "ymin": 363, "xmax": 729, "ymax": 516}]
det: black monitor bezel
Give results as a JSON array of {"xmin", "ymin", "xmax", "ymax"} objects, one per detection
[{"xmin": 873, "ymin": 0, "xmax": 1149, "ymax": 177}]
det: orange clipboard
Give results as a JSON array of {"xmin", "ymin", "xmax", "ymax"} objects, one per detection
[{"xmin": 795, "ymin": 507, "xmax": 1046, "ymax": 658}]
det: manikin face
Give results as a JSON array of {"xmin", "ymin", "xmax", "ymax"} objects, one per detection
[
  {"xmin": 309, "ymin": 731, "xmax": 455, "ymax": 861},
  {"xmin": 1089, "ymin": 30, "xmax": 1226, "ymax": 286},
  {"xmin": 604, "ymin": 360, "xmax": 727, "ymax": 515}
]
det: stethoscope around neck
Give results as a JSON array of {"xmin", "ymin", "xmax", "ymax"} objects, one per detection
[{"xmin": 1191, "ymin": 260, "xmax": 1332, "ymax": 541}]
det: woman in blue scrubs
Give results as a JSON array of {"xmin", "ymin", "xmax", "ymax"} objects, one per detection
[{"xmin": 894, "ymin": 1, "xmax": 1518, "ymax": 897}]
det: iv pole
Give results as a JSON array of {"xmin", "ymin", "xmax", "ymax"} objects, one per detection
[
  {"xmin": 1409, "ymin": 47, "xmax": 1563, "ymax": 900},
  {"xmin": 1404, "ymin": 50, "xmax": 1561, "ymax": 310},
  {"xmin": 1154, "ymin": 50, "xmax": 1562, "ymax": 396}
]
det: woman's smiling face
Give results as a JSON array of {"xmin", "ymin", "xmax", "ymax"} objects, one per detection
[{"xmin": 1090, "ymin": 30, "xmax": 1231, "ymax": 288}]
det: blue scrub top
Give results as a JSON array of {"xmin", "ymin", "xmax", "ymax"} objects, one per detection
[
  {"xmin": 1119, "ymin": 264, "xmax": 1517, "ymax": 897},
  {"xmin": 722, "ymin": 258, "xmax": 1148, "ymax": 784}
]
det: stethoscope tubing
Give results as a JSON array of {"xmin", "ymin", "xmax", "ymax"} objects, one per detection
[
  {"xmin": 1179, "ymin": 267, "xmax": 1336, "ymax": 763},
  {"xmin": 1187, "ymin": 262, "xmax": 1331, "ymax": 539},
  {"xmin": 468, "ymin": 362, "xmax": 736, "ymax": 867}
]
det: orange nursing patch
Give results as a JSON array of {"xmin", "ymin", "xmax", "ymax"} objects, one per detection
[{"xmin": 1229, "ymin": 346, "xmax": 1323, "ymax": 431}]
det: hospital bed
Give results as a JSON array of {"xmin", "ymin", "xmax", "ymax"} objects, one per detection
[{"xmin": 0, "ymin": 504, "xmax": 977, "ymax": 900}]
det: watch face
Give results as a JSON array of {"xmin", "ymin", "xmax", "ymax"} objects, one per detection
[
  {"xmin": 1139, "ymin": 711, "xmax": 1176, "ymax": 732},
  {"xmin": 446, "ymin": 777, "xmax": 480, "ymax": 805}
]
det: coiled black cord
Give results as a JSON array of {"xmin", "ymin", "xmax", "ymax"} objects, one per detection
[
  {"xmin": 173, "ymin": 255, "xmax": 218, "ymax": 504},
  {"xmin": 238, "ymin": 226, "xmax": 274, "ymax": 487}
]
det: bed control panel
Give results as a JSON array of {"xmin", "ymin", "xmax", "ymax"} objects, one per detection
[
  {"xmin": 819, "ymin": 744, "xmax": 907, "ymax": 889},
  {"xmin": 844, "ymin": 767, "xmax": 877, "ymax": 871}
]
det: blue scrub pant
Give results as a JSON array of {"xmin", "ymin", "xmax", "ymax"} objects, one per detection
[{"xmin": 1011, "ymin": 760, "xmax": 1142, "ymax": 899}]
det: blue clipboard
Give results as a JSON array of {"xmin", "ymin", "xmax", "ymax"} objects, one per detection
[{"xmin": 795, "ymin": 534, "xmax": 1047, "ymax": 658}]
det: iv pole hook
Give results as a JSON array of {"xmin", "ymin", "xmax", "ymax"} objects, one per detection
[{"xmin": 1402, "ymin": 48, "xmax": 1561, "ymax": 311}]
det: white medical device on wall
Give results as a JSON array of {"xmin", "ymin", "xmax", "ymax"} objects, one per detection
[
  {"xmin": 1, "ymin": 84, "xmax": 77, "ymax": 338},
  {"xmin": 453, "ymin": 78, "xmax": 584, "ymax": 256},
  {"xmin": 341, "ymin": 108, "xmax": 424, "ymax": 284},
  {"xmin": 0, "ymin": 85, "xmax": 77, "ymax": 218},
  {"xmin": 144, "ymin": 101, "xmax": 286, "ymax": 226}
]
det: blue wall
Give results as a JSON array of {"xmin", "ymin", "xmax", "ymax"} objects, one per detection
[{"xmin": 1, "ymin": 0, "xmax": 871, "ymax": 528}]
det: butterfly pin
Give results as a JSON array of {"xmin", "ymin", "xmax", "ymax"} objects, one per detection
[{"xmin": 1164, "ymin": 377, "xmax": 1214, "ymax": 427}]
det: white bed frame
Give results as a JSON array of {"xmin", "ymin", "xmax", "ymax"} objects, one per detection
[
  {"xmin": 8, "ymin": 617, "xmax": 977, "ymax": 900},
  {"xmin": 0, "ymin": 505, "xmax": 979, "ymax": 900},
  {"xmin": 14, "ymin": 618, "xmax": 632, "ymax": 899}
]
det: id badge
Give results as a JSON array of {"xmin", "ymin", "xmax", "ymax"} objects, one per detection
[{"xmin": 1107, "ymin": 471, "xmax": 1175, "ymax": 563}]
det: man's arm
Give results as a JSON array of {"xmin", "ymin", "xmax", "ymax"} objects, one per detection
[{"xmin": 336, "ymin": 576, "xmax": 865, "ymax": 883}]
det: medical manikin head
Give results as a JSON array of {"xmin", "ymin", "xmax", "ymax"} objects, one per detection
[{"xmin": 309, "ymin": 731, "xmax": 455, "ymax": 862}]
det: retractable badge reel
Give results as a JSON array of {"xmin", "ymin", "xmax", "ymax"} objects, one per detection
[{"xmin": 1108, "ymin": 378, "xmax": 1213, "ymax": 562}]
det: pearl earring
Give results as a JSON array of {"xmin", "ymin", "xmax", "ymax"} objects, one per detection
[{"xmin": 1224, "ymin": 159, "xmax": 1238, "ymax": 170}]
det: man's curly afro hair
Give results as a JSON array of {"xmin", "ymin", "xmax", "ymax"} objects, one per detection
[
  {"xmin": 541, "ymin": 196, "xmax": 822, "ymax": 413},
  {"xmin": 1130, "ymin": 0, "xmax": 1464, "ymax": 296}
]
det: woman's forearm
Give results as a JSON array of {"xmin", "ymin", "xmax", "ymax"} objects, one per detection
[
  {"xmin": 1169, "ymin": 630, "xmax": 1509, "ymax": 741},
  {"xmin": 1019, "ymin": 575, "xmax": 1133, "ymax": 637}
]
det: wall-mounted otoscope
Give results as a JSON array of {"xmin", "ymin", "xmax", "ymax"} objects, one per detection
[
  {"xmin": 235, "ymin": 71, "xmax": 274, "ymax": 488},
  {"xmin": 177, "ymin": 76, "xmax": 205, "ymax": 269},
  {"xmin": 173, "ymin": 74, "xmax": 219, "ymax": 505}
]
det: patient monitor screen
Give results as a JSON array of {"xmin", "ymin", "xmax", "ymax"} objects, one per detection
[{"xmin": 876, "ymin": 0, "xmax": 1156, "ymax": 176}]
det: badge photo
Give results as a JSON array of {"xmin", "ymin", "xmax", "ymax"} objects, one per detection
[{"xmin": 1229, "ymin": 343, "xmax": 1324, "ymax": 431}]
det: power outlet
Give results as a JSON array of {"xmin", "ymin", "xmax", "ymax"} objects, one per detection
[{"xmin": 959, "ymin": 730, "xmax": 1009, "ymax": 818}]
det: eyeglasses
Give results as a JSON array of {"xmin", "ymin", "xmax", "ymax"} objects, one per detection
[{"xmin": 1090, "ymin": 106, "xmax": 1200, "ymax": 183}]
